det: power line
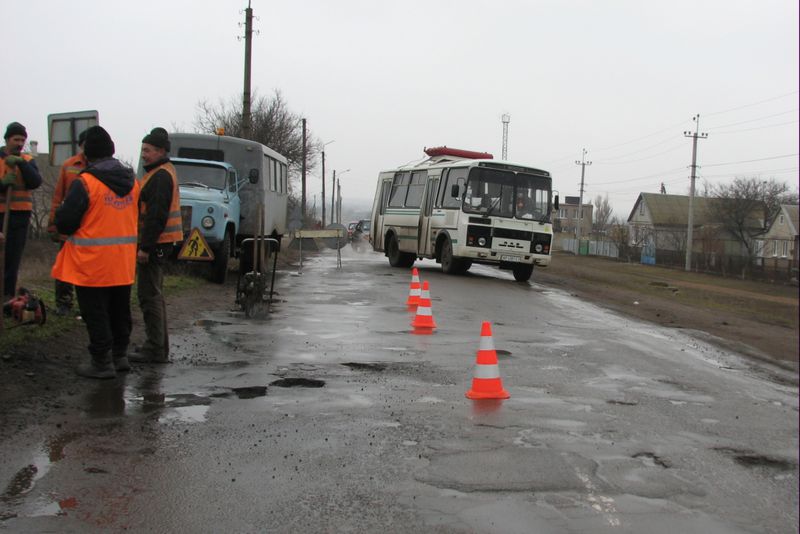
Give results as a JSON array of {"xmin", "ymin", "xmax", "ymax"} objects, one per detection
[
  {"xmin": 594, "ymin": 142, "xmax": 686, "ymax": 165},
  {"xmin": 704, "ymin": 90, "xmax": 799, "ymax": 117},
  {"xmin": 710, "ymin": 119, "xmax": 799, "ymax": 135},
  {"xmin": 702, "ymin": 153, "xmax": 798, "ymax": 168},
  {"xmin": 707, "ymin": 108, "xmax": 798, "ymax": 130}
]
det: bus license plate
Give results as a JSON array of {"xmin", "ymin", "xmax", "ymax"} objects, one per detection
[{"xmin": 500, "ymin": 255, "xmax": 522, "ymax": 262}]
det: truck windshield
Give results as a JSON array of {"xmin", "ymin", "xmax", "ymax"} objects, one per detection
[
  {"xmin": 463, "ymin": 167, "xmax": 551, "ymax": 221},
  {"xmin": 174, "ymin": 162, "xmax": 227, "ymax": 190}
]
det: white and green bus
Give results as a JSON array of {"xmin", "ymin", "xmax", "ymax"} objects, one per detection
[{"xmin": 369, "ymin": 147, "xmax": 558, "ymax": 282}]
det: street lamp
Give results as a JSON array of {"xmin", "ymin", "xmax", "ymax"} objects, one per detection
[
  {"xmin": 332, "ymin": 168, "xmax": 350, "ymax": 224},
  {"xmin": 321, "ymin": 140, "xmax": 335, "ymax": 225}
]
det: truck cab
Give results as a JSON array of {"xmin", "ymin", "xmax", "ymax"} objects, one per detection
[{"xmin": 171, "ymin": 157, "xmax": 244, "ymax": 283}]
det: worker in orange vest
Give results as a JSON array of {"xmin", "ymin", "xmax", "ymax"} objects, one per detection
[
  {"xmin": 130, "ymin": 128, "xmax": 181, "ymax": 364},
  {"xmin": 47, "ymin": 129, "xmax": 88, "ymax": 316},
  {"xmin": 51, "ymin": 126, "xmax": 140, "ymax": 379},
  {"xmin": 0, "ymin": 122, "xmax": 42, "ymax": 298}
]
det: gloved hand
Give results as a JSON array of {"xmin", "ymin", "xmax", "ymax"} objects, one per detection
[
  {"xmin": 48, "ymin": 231, "xmax": 61, "ymax": 242},
  {"xmin": 3, "ymin": 155, "xmax": 24, "ymax": 167},
  {"xmin": 2, "ymin": 172, "xmax": 16, "ymax": 188}
]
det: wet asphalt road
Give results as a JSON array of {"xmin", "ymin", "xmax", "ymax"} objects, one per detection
[{"xmin": 1, "ymin": 247, "xmax": 798, "ymax": 533}]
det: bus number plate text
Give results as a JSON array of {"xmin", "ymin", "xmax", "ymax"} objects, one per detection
[{"xmin": 500, "ymin": 255, "xmax": 522, "ymax": 262}]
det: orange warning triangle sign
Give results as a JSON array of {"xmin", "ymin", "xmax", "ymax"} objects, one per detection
[{"xmin": 178, "ymin": 228, "xmax": 215, "ymax": 261}]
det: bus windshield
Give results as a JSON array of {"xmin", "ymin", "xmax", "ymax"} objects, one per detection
[
  {"xmin": 463, "ymin": 167, "xmax": 551, "ymax": 221},
  {"xmin": 174, "ymin": 162, "xmax": 227, "ymax": 190}
]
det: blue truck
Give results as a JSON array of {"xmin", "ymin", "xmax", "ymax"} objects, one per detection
[{"xmin": 164, "ymin": 133, "xmax": 289, "ymax": 283}]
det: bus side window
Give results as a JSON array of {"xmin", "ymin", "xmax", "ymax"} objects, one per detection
[
  {"xmin": 405, "ymin": 171, "xmax": 426, "ymax": 208},
  {"xmin": 388, "ymin": 172, "xmax": 410, "ymax": 207},
  {"xmin": 435, "ymin": 169, "xmax": 448, "ymax": 208},
  {"xmin": 442, "ymin": 168, "xmax": 466, "ymax": 209},
  {"xmin": 380, "ymin": 180, "xmax": 391, "ymax": 215}
]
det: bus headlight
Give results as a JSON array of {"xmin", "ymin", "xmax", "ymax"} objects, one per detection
[
  {"xmin": 534, "ymin": 243, "xmax": 543, "ymax": 253},
  {"xmin": 478, "ymin": 237, "xmax": 487, "ymax": 247},
  {"xmin": 201, "ymin": 216, "xmax": 215, "ymax": 229}
]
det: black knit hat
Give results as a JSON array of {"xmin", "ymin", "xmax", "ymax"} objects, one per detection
[
  {"xmin": 142, "ymin": 127, "xmax": 170, "ymax": 151},
  {"xmin": 77, "ymin": 129, "xmax": 88, "ymax": 146},
  {"xmin": 83, "ymin": 126, "xmax": 115, "ymax": 160},
  {"xmin": 4, "ymin": 122, "xmax": 27, "ymax": 140}
]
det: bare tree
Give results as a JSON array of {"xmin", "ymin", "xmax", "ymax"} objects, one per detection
[
  {"xmin": 195, "ymin": 89, "xmax": 318, "ymax": 180},
  {"xmin": 592, "ymin": 194, "xmax": 613, "ymax": 237},
  {"xmin": 609, "ymin": 216, "xmax": 633, "ymax": 262},
  {"xmin": 708, "ymin": 177, "xmax": 797, "ymax": 274}
]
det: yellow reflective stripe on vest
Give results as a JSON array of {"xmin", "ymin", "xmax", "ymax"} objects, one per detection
[{"xmin": 67, "ymin": 235, "xmax": 139, "ymax": 246}]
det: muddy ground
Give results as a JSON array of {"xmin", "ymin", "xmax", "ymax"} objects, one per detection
[{"xmin": 1, "ymin": 245, "xmax": 797, "ymax": 432}]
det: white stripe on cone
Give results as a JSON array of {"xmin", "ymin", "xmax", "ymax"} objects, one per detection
[{"xmin": 473, "ymin": 364, "xmax": 501, "ymax": 379}]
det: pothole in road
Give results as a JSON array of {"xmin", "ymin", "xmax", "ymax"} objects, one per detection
[
  {"xmin": 270, "ymin": 378, "xmax": 325, "ymax": 388},
  {"xmin": 232, "ymin": 386, "xmax": 268, "ymax": 399},
  {"xmin": 712, "ymin": 447, "xmax": 795, "ymax": 471},
  {"xmin": 342, "ymin": 362, "xmax": 388, "ymax": 372},
  {"xmin": 633, "ymin": 452, "xmax": 672, "ymax": 468}
]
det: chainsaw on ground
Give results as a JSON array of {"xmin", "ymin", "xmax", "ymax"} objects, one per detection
[{"xmin": 3, "ymin": 287, "xmax": 46, "ymax": 327}]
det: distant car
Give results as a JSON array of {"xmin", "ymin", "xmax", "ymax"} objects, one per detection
[
  {"xmin": 350, "ymin": 219, "xmax": 371, "ymax": 251},
  {"xmin": 347, "ymin": 221, "xmax": 359, "ymax": 240}
]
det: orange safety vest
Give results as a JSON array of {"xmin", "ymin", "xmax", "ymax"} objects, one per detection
[
  {"xmin": 0, "ymin": 153, "xmax": 34, "ymax": 212},
  {"xmin": 48, "ymin": 152, "xmax": 87, "ymax": 228},
  {"xmin": 51, "ymin": 173, "xmax": 140, "ymax": 287},
  {"xmin": 139, "ymin": 161, "xmax": 182, "ymax": 243}
]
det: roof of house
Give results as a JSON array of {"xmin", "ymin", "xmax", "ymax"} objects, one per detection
[
  {"xmin": 628, "ymin": 193, "xmax": 763, "ymax": 228},
  {"xmin": 628, "ymin": 193, "xmax": 715, "ymax": 225},
  {"xmin": 782, "ymin": 204, "xmax": 798, "ymax": 235}
]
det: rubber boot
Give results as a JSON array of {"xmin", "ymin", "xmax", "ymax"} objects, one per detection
[
  {"xmin": 113, "ymin": 353, "xmax": 131, "ymax": 372},
  {"xmin": 76, "ymin": 352, "xmax": 117, "ymax": 379}
]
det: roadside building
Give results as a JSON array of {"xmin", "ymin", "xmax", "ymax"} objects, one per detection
[
  {"xmin": 626, "ymin": 193, "xmax": 764, "ymax": 269},
  {"xmin": 553, "ymin": 195, "xmax": 592, "ymax": 241},
  {"xmin": 756, "ymin": 204, "xmax": 799, "ymax": 276}
]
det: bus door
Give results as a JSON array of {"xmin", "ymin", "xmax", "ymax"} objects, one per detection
[
  {"xmin": 373, "ymin": 178, "xmax": 392, "ymax": 251},
  {"xmin": 417, "ymin": 176, "xmax": 439, "ymax": 256}
]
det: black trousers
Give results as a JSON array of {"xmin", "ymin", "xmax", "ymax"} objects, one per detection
[
  {"xmin": 74, "ymin": 285, "xmax": 132, "ymax": 357},
  {"xmin": 3, "ymin": 211, "xmax": 30, "ymax": 298}
]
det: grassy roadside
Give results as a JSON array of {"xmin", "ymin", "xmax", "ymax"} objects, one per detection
[{"xmin": 0, "ymin": 240, "xmax": 206, "ymax": 353}]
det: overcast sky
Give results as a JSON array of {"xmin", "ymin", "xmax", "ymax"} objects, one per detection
[{"xmin": 6, "ymin": 0, "xmax": 798, "ymax": 219}]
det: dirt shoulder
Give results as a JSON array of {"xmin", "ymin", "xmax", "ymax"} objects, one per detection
[{"xmin": 535, "ymin": 252, "xmax": 799, "ymax": 372}]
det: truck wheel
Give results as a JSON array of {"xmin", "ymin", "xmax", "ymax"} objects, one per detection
[
  {"xmin": 512, "ymin": 264, "xmax": 533, "ymax": 282},
  {"xmin": 387, "ymin": 235, "xmax": 414, "ymax": 268},
  {"xmin": 210, "ymin": 231, "xmax": 231, "ymax": 284},
  {"xmin": 440, "ymin": 238, "xmax": 467, "ymax": 274}
]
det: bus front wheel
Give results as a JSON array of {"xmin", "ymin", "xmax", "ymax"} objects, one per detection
[
  {"xmin": 512, "ymin": 264, "xmax": 533, "ymax": 282},
  {"xmin": 441, "ymin": 238, "xmax": 468, "ymax": 275},
  {"xmin": 387, "ymin": 235, "xmax": 414, "ymax": 268}
]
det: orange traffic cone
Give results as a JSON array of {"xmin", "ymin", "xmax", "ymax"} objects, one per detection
[
  {"xmin": 466, "ymin": 322, "xmax": 510, "ymax": 399},
  {"xmin": 411, "ymin": 280, "xmax": 437, "ymax": 332},
  {"xmin": 406, "ymin": 267, "xmax": 421, "ymax": 308}
]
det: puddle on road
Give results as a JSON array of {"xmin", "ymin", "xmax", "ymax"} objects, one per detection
[
  {"xmin": 270, "ymin": 378, "xmax": 326, "ymax": 388},
  {"xmin": 1, "ymin": 432, "xmax": 79, "ymax": 502},
  {"xmin": 232, "ymin": 386, "xmax": 268, "ymax": 399},
  {"xmin": 712, "ymin": 447, "xmax": 796, "ymax": 471},
  {"xmin": 159, "ymin": 405, "xmax": 210, "ymax": 424},
  {"xmin": 193, "ymin": 319, "xmax": 234, "ymax": 327},
  {"xmin": 342, "ymin": 362, "xmax": 388, "ymax": 372}
]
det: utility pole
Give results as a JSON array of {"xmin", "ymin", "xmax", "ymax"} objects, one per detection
[
  {"xmin": 501, "ymin": 113, "xmax": 510, "ymax": 160},
  {"xmin": 574, "ymin": 148, "xmax": 591, "ymax": 241},
  {"xmin": 301, "ymin": 118, "xmax": 307, "ymax": 222},
  {"xmin": 321, "ymin": 149, "xmax": 327, "ymax": 226},
  {"xmin": 337, "ymin": 179, "xmax": 342, "ymax": 223},
  {"xmin": 241, "ymin": 1, "xmax": 253, "ymax": 139},
  {"xmin": 331, "ymin": 169, "xmax": 336, "ymax": 224},
  {"xmin": 683, "ymin": 114, "xmax": 708, "ymax": 272}
]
